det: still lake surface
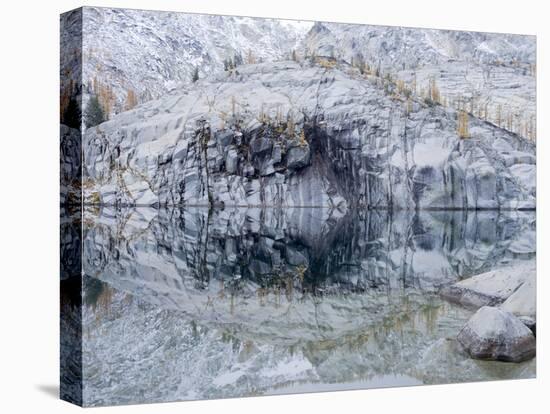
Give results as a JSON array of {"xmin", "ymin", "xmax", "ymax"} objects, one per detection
[{"xmin": 68, "ymin": 207, "xmax": 535, "ymax": 405}]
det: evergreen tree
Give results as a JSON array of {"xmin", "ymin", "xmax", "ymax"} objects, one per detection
[
  {"xmin": 234, "ymin": 54, "xmax": 243, "ymax": 67},
  {"xmin": 192, "ymin": 67, "xmax": 199, "ymax": 83},
  {"xmin": 85, "ymin": 95, "xmax": 105, "ymax": 128},
  {"xmin": 355, "ymin": 53, "xmax": 366, "ymax": 74},
  {"xmin": 62, "ymin": 96, "xmax": 81, "ymax": 129}
]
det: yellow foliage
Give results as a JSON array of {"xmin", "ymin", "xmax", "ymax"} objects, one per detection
[
  {"xmin": 457, "ymin": 110, "xmax": 470, "ymax": 139},
  {"xmin": 429, "ymin": 77, "xmax": 440, "ymax": 104},
  {"xmin": 396, "ymin": 79, "xmax": 405, "ymax": 94},
  {"xmin": 124, "ymin": 89, "xmax": 138, "ymax": 111},
  {"xmin": 405, "ymin": 98, "xmax": 413, "ymax": 116},
  {"xmin": 219, "ymin": 111, "xmax": 227, "ymax": 129},
  {"xmin": 246, "ymin": 49, "xmax": 256, "ymax": 64},
  {"xmin": 286, "ymin": 113, "xmax": 295, "ymax": 134},
  {"xmin": 258, "ymin": 104, "xmax": 268, "ymax": 124},
  {"xmin": 496, "ymin": 104, "xmax": 502, "ymax": 127},
  {"xmin": 317, "ymin": 57, "xmax": 337, "ymax": 69},
  {"xmin": 93, "ymin": 77, "xmax": 115, "ymax": 119},
  {"xmin": 298, "ymin": 130, "xmax": 307, "ymax": 147}
]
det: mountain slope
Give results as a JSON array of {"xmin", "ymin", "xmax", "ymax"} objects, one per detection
[
  {"xmin": 300, "ymin": 22, "xmax": 536, "ymax": 140},
  {"xmin": 301, "ymin": 22, "xmax": 535, "ymax": 68},
  {"xmin": 81, "ymin": 7, "xmax": 312, "ymax": 116},
  {"xmin": 82, "ymin": 60, "xmax": 535, "ymax": 209},
  {"xmin": 62, "ymin": 8, "xmax": 536, "ymax": 140}
]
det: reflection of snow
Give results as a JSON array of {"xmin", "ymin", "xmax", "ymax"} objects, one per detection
[
  {"xmin": 259, "ymin": 356, "xmax": 314, "ymax": 379},
  {"xmin": 81, "ymin": 273, "xmax": 535, "ymax": 406},
  {"xmin": 269, "ymin": 374, "xmax": 422, "ymax": 395},
  {"xmin": 78, "ymin": 208, "xmax": 536, "ymax": 406},
  {"xmin": 509, "ymin": 230, "xmax": 536, "ymax": 254},
  {"xmin": 212, "ymin": 369, "xmax": 247, "ymax": 387}
]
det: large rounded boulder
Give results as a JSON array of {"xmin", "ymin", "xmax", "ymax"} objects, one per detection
[{"xmin": 457, "ymin": 306, "xmax": 535, "ymax": 362}]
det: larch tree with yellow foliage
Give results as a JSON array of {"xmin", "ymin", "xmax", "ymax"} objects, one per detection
[
  {"xmin": 457, "ymin": 110, "xmax": 470, "ymax": 139},
  {"xmin": 125, "ymin": 89, "xmax": 138, "ymax": 111}
]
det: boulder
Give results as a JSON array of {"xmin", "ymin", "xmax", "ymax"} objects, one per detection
[
  {"xmin": 500, "ymin": 272, "xmax": 536, "ymax": 319},
  {"xmin": 518, "ymin": 316, "xmax": 536, "ymax": 335},
  {"xmin": 215, "ymin": 130, "xmax": 234, "ymax": 148},
  {"xmin": 286, "ymin": 145, "xmax": 311, "ymax": 170},
  {"xmin": 272, "ymin": 144, "xmax": 282, "ymax": 164},
  {"xmin": 440, "ymin": 262, "xmax": 534, "ymax": 308},
  {"xmin": 457, "ymin": 306, "xmax": 535, "ymax": 362},
  {"xmin": 250, "ymin": 137, "xmax": 273, "ymax": 156}
]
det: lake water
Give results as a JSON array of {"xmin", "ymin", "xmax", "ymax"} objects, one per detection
[{"xmin": 61, "ymin": 207, "xmax": 536, "ymax": 406}]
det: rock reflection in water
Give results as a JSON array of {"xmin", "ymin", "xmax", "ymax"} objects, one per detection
[{"xmin": 76, "ymin": 207, "xmax": 535, "ymax": 406}]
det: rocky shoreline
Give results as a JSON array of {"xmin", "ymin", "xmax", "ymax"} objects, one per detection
[{"xmin": 440, "ymin": 261, "xmax": 536, "ymax": 362}]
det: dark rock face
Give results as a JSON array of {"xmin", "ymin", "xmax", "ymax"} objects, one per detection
[
  {"xmin": 457, "ymin": 306, "xmax": 536, "ymax": 362},
  {"xmin": 81, "ymin": 207, "xmax": 535, "ymax": 310},
  {"xmin": 60, "ymin": 125, "xmax": 82, "ymax": 205},
  {"xmin": 286, "ymin": 145, "xmax": 311, "ymax": 170}
]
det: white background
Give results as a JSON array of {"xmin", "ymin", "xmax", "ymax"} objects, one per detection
[{"xmin": 0, "ymin": 0, "xmax": 547, "ymax": 412}]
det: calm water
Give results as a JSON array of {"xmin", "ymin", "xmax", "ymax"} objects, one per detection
[{"xmin": 63, "ymin": 207, "xmax": 535, "ymax": 406}]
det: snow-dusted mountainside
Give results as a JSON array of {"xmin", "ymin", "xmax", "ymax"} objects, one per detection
[
  {"xmin": 80, "ymin": 7, "xmax": 312, "ymax": 116},
  {"xmin": 81, "ymin": 61, "xmax": 535, "ymax": 209},
  {"xmin": 301, "ymin": 22, "xmax": 536, "ymax": 140},
  {"xmin": 302, "ymin": 22, "xmax": 535, "ymax": 69},
  {"xmin": 61, "ymin": 8, "xmax": 536, "ymax": 140}
]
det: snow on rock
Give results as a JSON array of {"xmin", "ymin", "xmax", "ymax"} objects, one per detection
[
  {"xmin": 302, "ymin": 22, "xmax": 535, "ymax": 70},
  {"xmin": 82, "ymin": 61, "xmax": 535, "ymax": 209},
  {"xmin": 500, "ymin": 272, "xmax": 536, "ymax": 319},
  {"xmin": 440, "ymin": 261, "xmax": 535, "ymax": 309},
  {"xmin": 457, "ymin": 306, "xmax": 535, "ymax": 362},
  {"xmin": 302, "ymin": 22, "xmax": 536, "ymax": 140},
  {"xmin": 74, "ymin": 208, "xmax": 537, "ymax": 405},
  {"xmin": 80, "ymin": 7, "xmax": 312, "ymax": 117}
]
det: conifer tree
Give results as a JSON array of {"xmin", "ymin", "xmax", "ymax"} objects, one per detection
[
  {"xmin": 496, "ymin": 104, "xmax": 502, "ymax": 127},
  {"xmin": 192, "ymin": 67, "xmax": 199, "ymax": 83},
  {"xmin": 124, "ymin": 89, "xmax": 138, "ymax": 110},
  {"xmin": 355, "ymin": 53, "xmax": 366, "ymax": 74},
  {"xmin": 85, "ymin": 95, "xmax": 105, "ymax": 128},
  {"xmin": 62, "ymin": 96, "xmax": 81, "ymax": 129},
  {"xmin": 457, "ymin": 110, "xmax": 470, "ymax": 139},
  {"xmin": 246, "ymin": 49, "xmax": 256, "ymax": 64},
  {"xmin": 429, "ymin": 78, "xmax": 440, "ymax": 104}
]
